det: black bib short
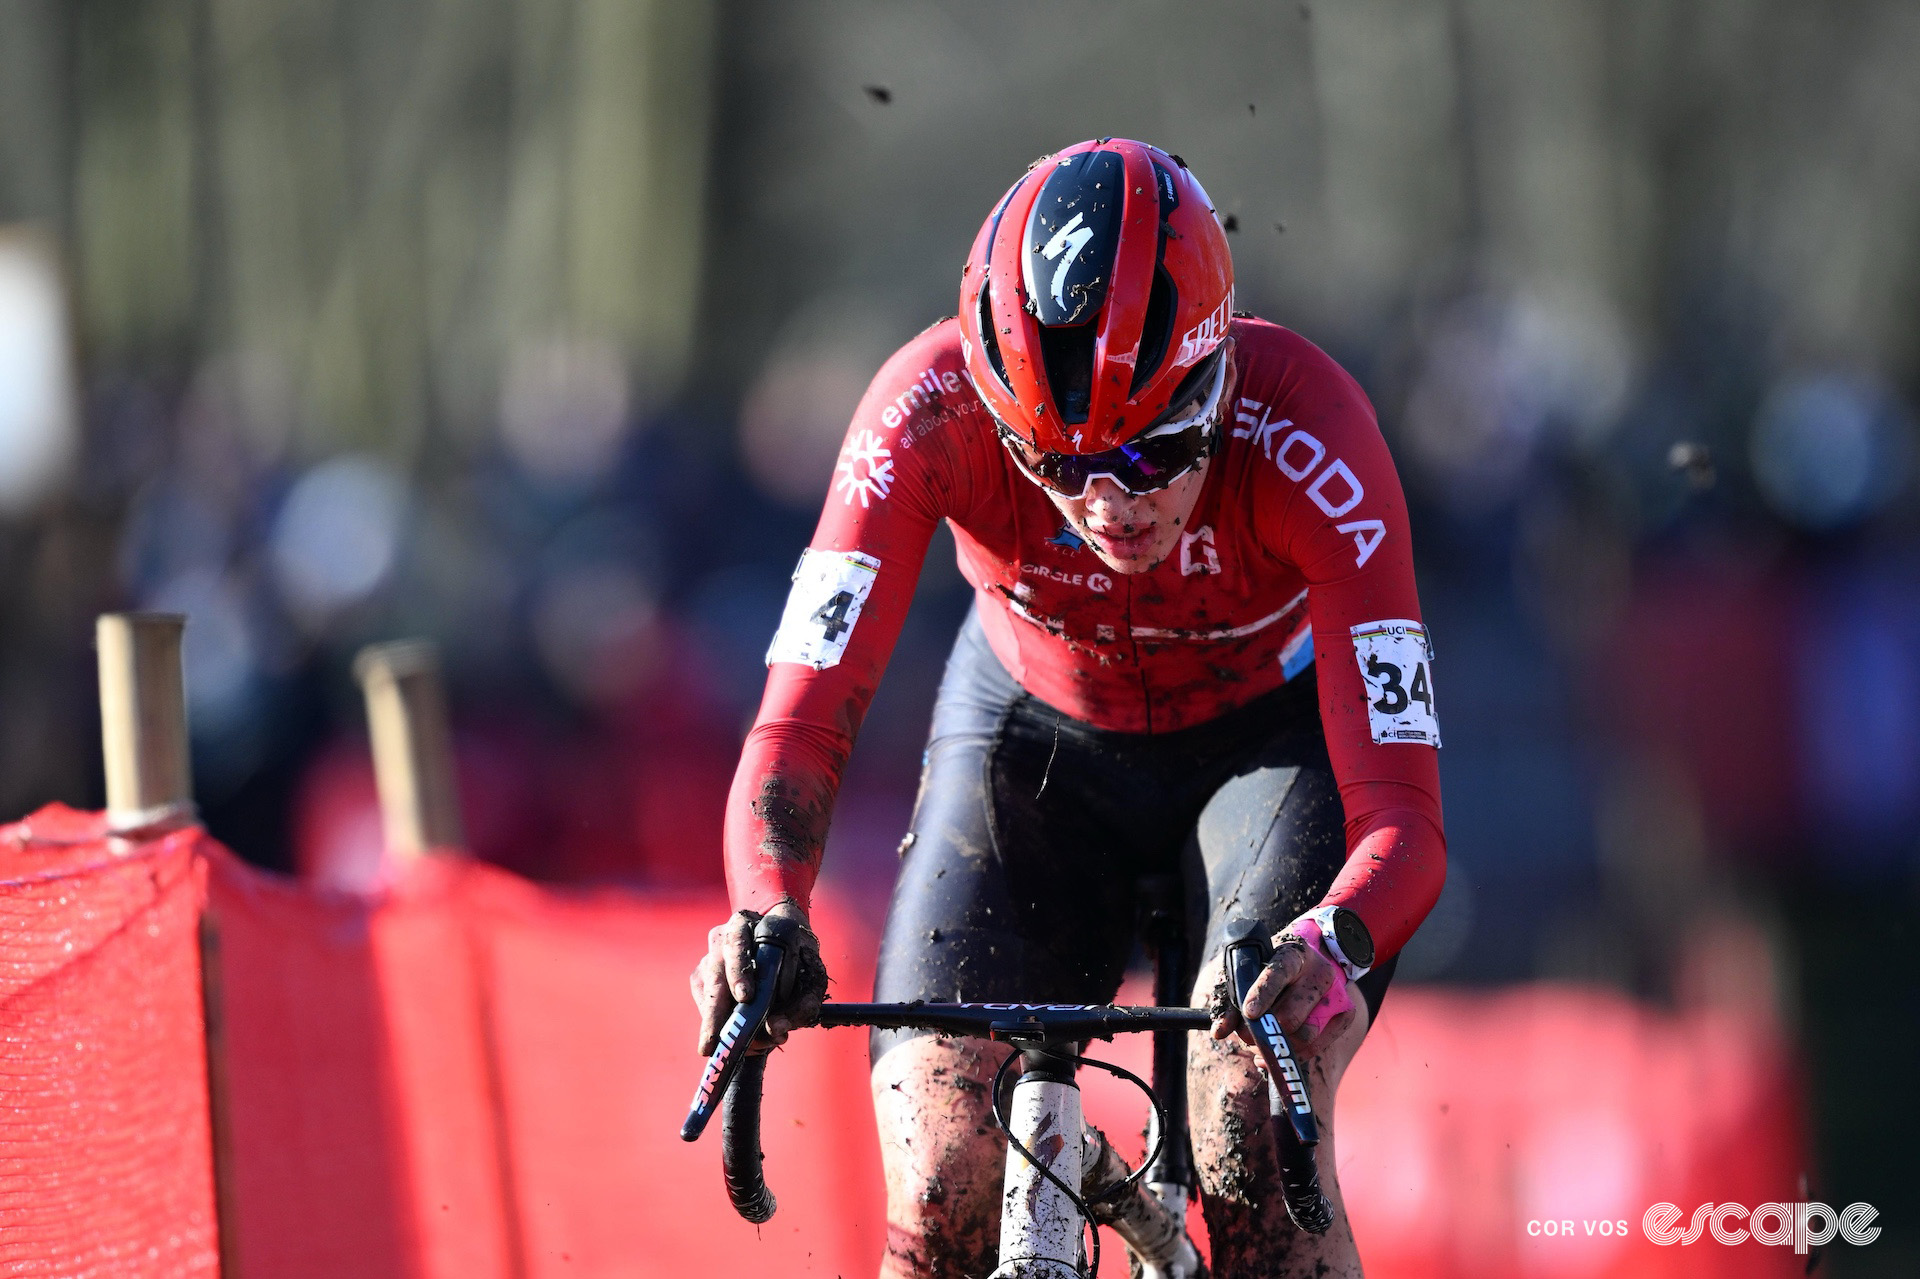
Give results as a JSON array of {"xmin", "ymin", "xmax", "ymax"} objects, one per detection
[{"xmin": 871, "ymin": 607, "xmax": 1398, "ymax": 1062}]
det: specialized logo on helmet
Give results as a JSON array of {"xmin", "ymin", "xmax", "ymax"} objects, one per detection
[
  {"xmin": 1022, "ymin": 149, "xmax": 1124, "ymax": 326},
  {"xmin": 834, "ymin": 430, "xmax": 895, "ymax": 507},
  {"xmin": 1174, "ymin": 292, "xmax": 1234, "ymax": 367},
  {"xmin": 1040, "ymin": 212, "xmax": 1095, "ymax": 312}
]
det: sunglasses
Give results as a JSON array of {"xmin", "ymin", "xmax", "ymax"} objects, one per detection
[{"xmin": 995, "ymin": 348, "xmax": 1231, "ymax": 499}]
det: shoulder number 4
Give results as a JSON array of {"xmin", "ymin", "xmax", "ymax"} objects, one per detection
[
  {"xmin": 767, "ymin": 550, "xmax": 883, "ymax": 670},
  {"xmin": 811, "ymin": 591, "xmax": 856, "ymax": 642}
]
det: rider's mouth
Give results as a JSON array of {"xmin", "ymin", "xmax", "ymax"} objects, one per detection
[{"xmin": 1086, "ymin": 524, "xmax": 1156, "ymax": 558}]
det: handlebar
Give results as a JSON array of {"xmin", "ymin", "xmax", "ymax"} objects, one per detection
[
  {"xmin": 679, "ymin": 913, "xmax": 801, "ymax": 1142},
  {"xmin": 1223, "ymin": 916, "xmax": 1335, "ymax": 1235},
  {"xmin": 816, "ymin": 1001, "xmax": 1213, "ymax": 1038},
  {"xmin": 719, "ymin": 1053, "xmax": 776, "ymax": 1222},
  {"xmin": 680, "ymin": 918, "xmax": 1335, "ymax": 1237},
  {"xmin": 678, "ymin": 914, "xmax": 802, "ymax": 1222}
]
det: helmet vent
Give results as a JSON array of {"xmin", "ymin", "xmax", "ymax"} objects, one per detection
[
  {"xmin": 977, "ymin": 281, "xmax": 1014, "ymax": 399},
  {"xmin": 1036, "ymin": 321, "xmax": 1096, "ymax": 425},
  {"xmin": 1129, "ymin": 266, "xmax": 1177, "ymax": 397}
]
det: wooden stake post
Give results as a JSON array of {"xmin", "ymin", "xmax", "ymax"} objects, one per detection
[
  {"xmin": 96, "ymin": 613, "xmax": 195, "ymax": 833},
  {"xmin": 354, "ymin": 640, "xmax": 465, "ymax": 860},
  {"xmin": 97, "ymin": 613, "xmax": 237, "ymax": 1267}
]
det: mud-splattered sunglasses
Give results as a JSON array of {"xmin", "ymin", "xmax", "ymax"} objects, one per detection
[{"xmin": 995, "ymin": 345, "xmax": 1230, "ymax": 499}]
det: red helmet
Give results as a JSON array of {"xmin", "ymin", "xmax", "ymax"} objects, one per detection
[{"xmin": 959, "ymin": 139, "xmax": 1234, "ymax": 456}]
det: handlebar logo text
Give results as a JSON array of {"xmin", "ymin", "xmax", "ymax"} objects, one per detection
[
  {"xmin": 693, "ymin": 1016, "xmax": 744, "ymax": 1111},
  {"xmin": 1257, "ymin": 1012, "xmax": 1313, "ymax": 1113}
]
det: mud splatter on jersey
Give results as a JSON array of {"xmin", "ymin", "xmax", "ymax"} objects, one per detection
[{"xmin": 726, "ymin": 318, "xmax": 1445, "ymax": 960}]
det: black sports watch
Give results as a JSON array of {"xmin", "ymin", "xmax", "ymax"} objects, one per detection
[{"xmin": 1298, "ymin": 905, "xmax": 1375, "ymax": 981}]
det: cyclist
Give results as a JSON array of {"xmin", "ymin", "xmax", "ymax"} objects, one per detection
[{"xmin": 691, "ymin": 138, "xmax": 1445, "ymax": 1277}]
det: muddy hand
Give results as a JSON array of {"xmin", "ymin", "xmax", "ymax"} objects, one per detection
[
  {"xmin": 1208, "ymin": 932, "xmax": 1346, "ymax": 1050},
  {"xmin": 690, "ymin": 900, "xmax": 826, "ymax": 1055}
]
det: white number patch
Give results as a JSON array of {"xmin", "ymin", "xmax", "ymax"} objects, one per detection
[
  {"xmin": 1350, "ymin": 619, "xmax": 1440, "ymax": 746},
  {"xmin": 766, "ymin": 549, "xmax": 882, "ymax": 670}
]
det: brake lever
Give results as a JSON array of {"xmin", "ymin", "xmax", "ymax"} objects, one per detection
[
  {"xmin": 1223, "ymin": 917, "xmax": 1319, "ymax": 1148},
  {"xmin": 679, "ymin": 914, "xmax": 800, "ymax": 1142},
  {"xmin": 1223, "ymin": 918, "xmax": 1335, "ymax": 1233}
]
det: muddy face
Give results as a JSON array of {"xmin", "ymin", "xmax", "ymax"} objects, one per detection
[{"xmin": 1043, "ymin": 462, "xmax": 1210, "ymax": 575}]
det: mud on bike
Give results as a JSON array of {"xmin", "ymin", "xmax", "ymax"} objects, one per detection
[{"xmin": 681, "ymin": 883, "xmax": 1345, "ymax": 1278}]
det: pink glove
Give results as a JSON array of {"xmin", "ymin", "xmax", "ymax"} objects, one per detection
[{"xmin": 1289, "ymin": 915, "xmax": 1356, "ymax": 1033}]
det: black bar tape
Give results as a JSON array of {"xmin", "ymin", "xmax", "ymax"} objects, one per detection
[{"xmin": 720, "ymin": 1052, "xmax": 777, "ymax": 1223}]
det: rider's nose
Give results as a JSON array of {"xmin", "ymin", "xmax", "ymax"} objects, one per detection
[{"xmin": 1082, "ymin": 477, "xmax": 1134, "ymax": 520}]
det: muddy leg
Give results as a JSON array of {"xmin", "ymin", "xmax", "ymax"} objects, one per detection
[
  {"xmin": 873, "ymin": 1036, "xmax": 1008, "ymax": 1278},
  {"xmin": 1188, "ymin": 964, "xmax": 1370, "ymax": 1278}
]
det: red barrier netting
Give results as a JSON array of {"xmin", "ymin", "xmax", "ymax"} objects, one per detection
[
  {"xmin": 204, "ymin": 844, "xmax": 884, "ymax": 1279},
  {"xmin": 0, "ymin": 802, "xmax": 1813, "ymax": 1278},
  {"xmin": 1335, "ymin": 985, "xmax": 1811, "ymax": 1279},
  {"xmin": 0, "ymin": 804, "xmax": 218, "ymax": 1277}
]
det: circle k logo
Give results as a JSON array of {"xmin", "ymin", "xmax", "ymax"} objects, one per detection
[{"xmin": 1643, "ymin": 1202, "xmax": 1880, "ymax": 1254}]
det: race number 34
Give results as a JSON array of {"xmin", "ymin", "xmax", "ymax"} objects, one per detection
[
  {"xmin": 1350, "ymin": 619, "xmax": 1440, "ymax": 747},
  {"xmin": 766, "ymin": 549, "xmax": 882, "ymax": 670}
]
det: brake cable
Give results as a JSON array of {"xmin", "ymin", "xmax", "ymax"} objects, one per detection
[{"xmin": 989, "ymin": 1046, "xmax": 1170, "ymax": 1278}]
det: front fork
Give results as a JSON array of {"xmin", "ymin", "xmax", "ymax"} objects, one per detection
[
  {"xmin": 990, "ymin": 875, "xmax": 1205, "ymax": 1279},
  {"xmin": 980, "ymin": 1047, "xmax": 1213, "ymax": 1279}
]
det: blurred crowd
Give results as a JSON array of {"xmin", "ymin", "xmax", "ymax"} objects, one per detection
[
  {"xmin": 0, "ymin": 0, "xmax": 1912, "ymax": 956},
  {"xmin": 0, "ymin": 0, "xmax": 1917, "ymax": 1243},
  {"xmin": 85, "ymin": 331, "xmax": 972, "ymax": 894}
]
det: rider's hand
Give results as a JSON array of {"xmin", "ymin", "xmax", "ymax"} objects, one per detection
[
  {"xmin": 1207, "ymin": 930, "xmax": 1357, "ymax": 1053},
  {"xmin": 690, "ymin": 899, "xmax": 828, "ymax": 1056}
]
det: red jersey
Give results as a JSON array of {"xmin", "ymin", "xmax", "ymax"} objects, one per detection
[{"xmin": 725, "ymin": 317, "xmax": 1445, "ymax": 960}]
